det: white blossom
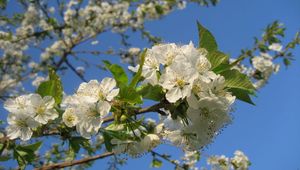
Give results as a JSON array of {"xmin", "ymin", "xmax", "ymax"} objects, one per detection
[
  {"xmin": 231, "ymin": 150, "xmax": 250, "ymax": 170},
  {"xmin": 4, "ymin": 94, "xmax": 35, "ymax": 115},
  {"xmin": 76, "ymin": 78, "xmax": 119, "ymax": 103},
  {"xmin": 269, "ymin": 43, "xmax": 283, "ymax": 52},
  {"xmin": 6, "ymin": 113, "xmax": 39, "ymax": 141},
  {"xmin": 30, "ymin": 94, "xmax": 58, "ymax": 124},
  {"xmin": 140, "ymin": 134, "xmax": 160, "ymax": 151},
  {"xmin": 128, "ymin": 47, "xmax": 141, "ymax": 55},
  {"xmin": 160, "ymin": 61, "xmax": 198, "ymax": 103},
  {"xmin": 76, "ymin": 66, "xmax": 85, "ymax": 75},
  {"xmin": 32, "ymin": 76, "xmax": 47, "ymax": 87},
  {"xmin": 91, "ymin": 40, "xmax": 99, "ymax": 45},
  {"xmin": 62, "ymin": 108, "xmax": 79, "ymax": 127},
  {"xmin": 252, "ymin": 53, "xmax": 280, "ymax": 89}
]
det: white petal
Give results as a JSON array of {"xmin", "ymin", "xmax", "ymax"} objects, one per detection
[
  {"xmin": 100, "ymin": 77, "xmax": 117, "ymax": 93},
  {"xmin": 30, "ymin": 94, "xmax": 43, "ymax": 107},
  {"xmin": 97, "ymin": 101, "xmax": 111, "ymax": 117},
  {"xmin": 181, "ymin": 85, "xmax": 192, "ymax": 98},
  {"xmin": 6, "ymin": 126, "xmax": 20, "ymax": 140},
  {"xmin": 187, "ymin": 94, "xmax": 200, "ymax": 109},
  {"xmin": 106, "ymin": 88, "xmax": 119, "ymax": 101},
  {"xmin": 43, "ymin": 96, "xmax": 55, "ymax": 109},
  {"xmin": 19, "ymin": 128, "xmax": 33, "ymax": 141},
  {"xmin": 166, "ymin": 87, "xmax": 182, "ymax": 103},
  {"xmin": 35, "ymin": 115, "xmax": 48, "ymax": 124},
  {"xmin": 4, "ymin": 99, "xmax": 18, "ymax": 113}
]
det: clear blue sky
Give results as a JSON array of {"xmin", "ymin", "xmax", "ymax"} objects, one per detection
[{"xmin": 1, "ymin": 0, "xmax": 300, "ymax": 169}]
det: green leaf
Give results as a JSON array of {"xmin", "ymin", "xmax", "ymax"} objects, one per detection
[
  {"xmin": 14, "ymin": 150, "xmax": 26, "ymax": 170},
  {"xmin": 228, "ymin": 88, "xmax": 255, "ymax": 105},
  {"xmin": 206, "ymin": 51, "xmax": 229, "ymax": 70},
  {"xmin": 168, "ymin": 101, "xmax": 189, "ymax": 125},
  {"xmin": 103, "ymin": 131, "xmax": 113, "ymax": 152},
  {"xmin": 155, "ymin": 5, "xmax": 164, "ymax": 15},
  {"xmin": 197, "ymin": 21, "xmax": 218, "ymax": 52},
  {"xmin": 37, "ymin": 68, "xmax": 63, "ymax": 105},
  {"xmin": 69, "ymin": 137, "xmax": 93, "ymax": 154},
  {"xmin": 102, "ymin": 129, "xmax": 132, "ymax": 152},
  {"xmin": 283, "ymin": 58, "xmax": 291, "ymax": 67},
  {"xmin": 213, "ymin": 63, "xmax": 231, "ymax": 74},
  {"xmin": 151, "ymin": 158, "xmax": 163, "ymax": 168},
  {"xmin": 129, "ymin": 49, "xmax": 147, "ymax": 88},
  {"xmin": 19, "ymin": 141, "xmax": 43, "ymax": 151},
  {"xmin": 13, "ymin": 141, "xmax": 43, "ymax": 169},
  {"xmin": 119, "ymin": 85, "xmax": 142, "ymax": 104},
  {"xmin": 137, "ymin": 84, "xmax": 164, "ymax": 101},
  {"xmin": 221, "ymin": 69, "xmax": 255, "ymax": 93},
  {"xmin": 103, "ymin": 61, "xmax": 128, "ymax": 86}
]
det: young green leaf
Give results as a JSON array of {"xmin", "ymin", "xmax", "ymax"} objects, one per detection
[
  {"xmin": 137, "ymin": 84, "xmax": 164, "ymax": 101},
  {"xmin": 102, "ymin": 131, "xmax": 113, "ymax": 152},
  {"xmin": 69, "ymin": 137, "xmax": 93, "ymax": 154},
  {"xmin": 197, "ymin": 21, "xmax": 218, "ymax": 52},
  {"xmin": 102, "ymin": 129, "xmax": 132, "ymax": 152},
  {"xmin": 119, "ymin": 85, "xmax": 143, "ymax": 104},
  {"xmin": 206, "ymin": 51, "xmax": 229, "ymax": 70},
  {"xmin": 13, "ymin": 141, "xmax": 43, "ymax": 169},
  {"xmin": 221, "ymin": 69, "xmax": 255, "ymax": 93},
  {"xmin": 129, "ymin": 49, "xmax": 147, "ymax": 88},
  {"xmin": 228, "ymin": 88, "xmax": 255, "ymax": 105},
  {"xmin": 151, "ymin": 158, "xmax": 163, "ymax": 168},
  {"xmin": 22, "ymin": 141, "xmax": 42, "ymax": 151},
  {"xmin": 37, "ymin": 68, "xmax": 63, "ymax": 105},
  {"xmin": 103, "ymin": 61, "xmax": 128, "ymax": 86}
]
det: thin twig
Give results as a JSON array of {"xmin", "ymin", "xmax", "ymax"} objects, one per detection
[
  {"xmin": 65, "ymin": 59, "xmax": 87, "ymax": 82},
  {"xmin": 35, "ymin": 152, "xmax": 114, "ymax": 170}
]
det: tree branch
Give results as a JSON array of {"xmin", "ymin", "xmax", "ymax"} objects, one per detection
[
  {"xmin": 151, "ymin": 151, "xmax": 183, "ymax": 168},
  {"xmin": 65, "ymin": 59, "xmax": 87, "ymax": 82},
  {"xmin": 35, "ymin": 152, "xmax": 114, "ymax": 170}
]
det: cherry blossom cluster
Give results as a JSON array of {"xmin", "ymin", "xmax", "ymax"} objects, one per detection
[
  {"xmin": 61, "ymin": 78, "xmax": 119, "ymax": 138},
  {"xmin": 4, "ymin": 94, "xmax": 58, "ymax": 140},
  {"xmin": 129, "ymin": 42, "xmax": 235, "ymax": 151},
  {"xmin": 231, "ymin": 43, "xmax": 282, "ymax": 89},
  {"xmin": 207, "ymin": 150, "xmax": 250, "ymax": 170}
]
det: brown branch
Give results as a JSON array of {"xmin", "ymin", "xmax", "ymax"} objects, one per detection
[
  {"xmin": 11, "ymin": 25, "xmax": 66, "ymax": 43},
  {"xmin": 35, "ymin": 152, "xmax": 114, "ymax": 170},
  {"xmin": 65, "ymin": 59, "xmax": 87, "ymax": 82},
  {"xmin": 151, "ymin": 151, "xmax": 183, "ymax": 168}
]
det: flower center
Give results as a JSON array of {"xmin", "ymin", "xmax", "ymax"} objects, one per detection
[
  {"xmin": 192, "ymin": 84, "xmax": 202, "ymax": 94},
  {"xmin": 176, "ymin": 78, "xmax": 186, "ymax": 88},
  {"xmin": 36, "ymin": 106, "xmax": 46, "ymax": 115},
  {"xmin": 16, "ymin": 119, "xmax": 28, "ymax": 128},
  {"xmin": 98, "ymin": 91, "xmax": 106, "ymax": 101},
  {"xmin": 87, "ymin": 109, "xmax": 98, "ymax": 118},
  {"xmin": 67, "ymin": 115, "xmax": 76, "ymax": 122},
  {"xmin": 166, "ymin": 53, "xmax": 175, "ymax": 66}
]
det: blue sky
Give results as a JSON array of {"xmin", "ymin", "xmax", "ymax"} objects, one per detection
[{"xmin": 1, "ymin": 0, "xmax": 300, "ymax": 169}]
